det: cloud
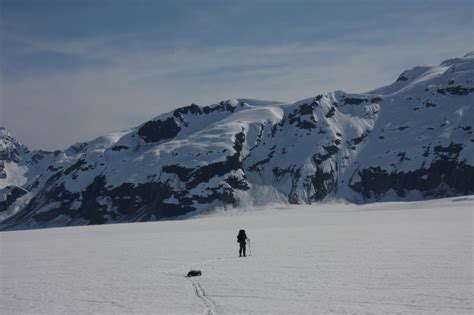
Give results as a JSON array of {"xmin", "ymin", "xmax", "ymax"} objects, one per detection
[{"xmin": 1, "ymin": 2, "xmax": 472, "ymax": 150}]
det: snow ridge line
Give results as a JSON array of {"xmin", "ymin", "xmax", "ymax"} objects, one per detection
[{"xmin": 187, "ymin": 277, "xmax": 218, "ymax": 315}]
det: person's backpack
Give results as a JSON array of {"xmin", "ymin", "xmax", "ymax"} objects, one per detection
[
  {"xmin": 237, "ymin": 229, "xmax": 246, "ymax": 242},
  {"xmin": 186, "ymin": 270, "xmax": 201, "ymax": 277}
]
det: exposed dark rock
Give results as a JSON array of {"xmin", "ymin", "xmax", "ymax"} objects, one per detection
[
  {"xmin": 111, "ymin": 145, "xmax": 129, "ymax": 151},
  {"xmin": 433, "ymin": 142, "xmax": 463, "ymax": 160},
  {"xmin": 233, "ymin": 131, "xmax": 245, "ymax": 153},
  {"xmin": 313, "ymin": 145, "xmax": 339, "ymax": 164},
  {"xmin": 325, "ymin": 107, "xmax": 336, "ymax": 118},
  {"xmin": 0, "ymin": 186, "xmax": 28, "ymax": 213},
  {"xmin": 138, "ymin": 117, "xmax": 181, "ymax": 143},
  {"xmin": 371, "ymin": 97, "xmax": 383, "ymax": 103},
  {"xmin": 63, "ymin": 157, "xmax": 87, "ymax": 176},
  {"xmin": 30, "ymin": 151, "xmax": 46, "ymax": 164},
  {"xmin": 219, "ymin": 100, "xmax": 238, "ymax": 112},
  {"xmin": 163, "ymin": 131, "xmax": 245, "ymax": 190},
  {"xmin": 25, "ymin": 177, "xmax": 81, "ymax": 224},
  {"xmin": 0, "ymin": 161, "xmax": 6, "ymax": 179},
  {"xmin": 68, "ymin": 143, "xmax": 88, "ymax": 155},
  {"xmin": 270, "ymin": 118, "xmax": 285, "ymax": 137},
  {"xmin": 191, "ymin": 185, "xmax": 236, "ymax": 205},
  {"xmin": 273, "ymin": 167, "xmax": 301, "ymax": 204},
  {"xmin": 445, "ymin": 85, "xmax": 474, "ymax": 96},
  {"xmin": 309, "ymin": 166, "xmax": 336, "ymax": 201},
  {"xmin": 248, "ymin": 124, "xmax": 266, "ymax": 151},
  {"xmin": 422, "ymin": 145, "xmax": 431, "ymax": 157},
  {"xmin": 344, "ymin": 97, "xmax": 368, "ymax": 105},
  {"xmin": 226, "ymin": 175, "xmax": 250, "ymax": 190},
  {"xmin": 4, "ymin": 174, "xmax": 197, "ymax": 228},
  {"xmin": 396, "ymin": 74, "xmax": 408, "ymax": 82},
  {"xmin": 437, "ymin": 85, "xmax": 474, "ymax": 96},
  {"xmin": 0, "ymin": 149, "xmax": 21, "ymax": 163},
  {"xmin": 47, "ymin": 165, "xmax": 62, "ymax": 172},
  {"xmin": 296, "ymin": 120, "xmax": 317, "ymax": 129},
  {"xmin": 397, "ymin": 152, "xmax": 407, "ymax": 162},
  {"xmin": 350, "ymin": 159, "xmax": 474, "ymax": 200},
  {"xmin": 247, "ymin": 146, "xmax": 276, "ymax": 173},
  {"xmin": 162, "ymin": 164, "xmax": 193, "ymax": 182},
  {"xmin": 299, "ymin": 103, "xmax": 315, "ymax": 115},
  {"xmin": 351, "ymin": 130, "xmax": 371, "ymax": 145},
  {"xmin": 187, "ymin": 155, "xmax": 241, "ymax": 189},
  {"xmin": 288, "ymin": 103, "xmax": 318, "ymax": 129},
  {"xmin": 173, "ymin": 104, "xmax": 202, "ymax": 117},
  {"xmin": 288, "ymin": 193, "xmax": 299, "ymax": 204}
]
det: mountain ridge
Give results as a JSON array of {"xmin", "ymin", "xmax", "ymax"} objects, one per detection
[{"xmin": 1, "ymin": 52, "xmax": 473, "ymax": 230}]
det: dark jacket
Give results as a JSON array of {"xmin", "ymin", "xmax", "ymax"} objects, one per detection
[{"xmin": 237, "ymin": 230, "xmax": 247, "ymax": 243}]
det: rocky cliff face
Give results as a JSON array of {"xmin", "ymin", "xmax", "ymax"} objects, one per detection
[
  {"xmin": 1, "ymin": 53, "xmax": 473, "ymax": 230},
  {"xmin": 0, "ymin": 128, "xmax": 30, "ymax": 220}
]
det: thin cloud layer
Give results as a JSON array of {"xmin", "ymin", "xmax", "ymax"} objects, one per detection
[{"xmin": 1, "ymin": 0, "xmax": 472, "ymax": 150}]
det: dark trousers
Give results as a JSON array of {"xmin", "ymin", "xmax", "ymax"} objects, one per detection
[{"xmin": 239, "ymin": 241, "xmax": 246, "ymax": 257}]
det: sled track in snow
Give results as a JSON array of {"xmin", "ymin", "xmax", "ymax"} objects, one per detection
[{"xmin": 187, "ymin": 277, "xmax": 218, "ymax": 315}]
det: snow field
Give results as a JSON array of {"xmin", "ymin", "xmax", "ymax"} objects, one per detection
[{"xmin": 1, "ymin": 197, "xmax": 473, "ymax": 314}]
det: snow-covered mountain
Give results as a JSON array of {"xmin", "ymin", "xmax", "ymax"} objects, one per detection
[
  {"xmin": 0, "ymin": 127, "xmax": 30, "ymax": 221},
  {"xmin": 1, "ymin": 53, "xmax": 473, "ymax": 230}
]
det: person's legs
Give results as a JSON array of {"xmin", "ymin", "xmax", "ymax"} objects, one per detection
[
  {"xmin": 239, "ymin": 242, "xmax": 244, "ymax": 256},
  {"xmin": 243, "ymin": 243, "xmax": 246, "ymax": 257}
]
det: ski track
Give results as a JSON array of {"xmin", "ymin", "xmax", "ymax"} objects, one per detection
[
  {"xmin": 79, "ymin": 299, "xmax": 128, "ymax": 310},
  {"xmin": 187, "ymin": 277, "xmax": 218, "ymax": 315},
  {"xmin": 182, "ymin": 256, "xmax": 235, "ymax": 315}
]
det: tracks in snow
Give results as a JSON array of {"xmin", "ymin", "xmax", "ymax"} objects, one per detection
[
  {"xmin": 183, "ymin": 256, "xmax": 237, "ymax": 314},
  {"xmin": 187, "ymin": 277, "xmax": 218, "ymax": 315}
]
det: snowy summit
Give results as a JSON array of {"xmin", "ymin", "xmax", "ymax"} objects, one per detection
[{"xmin": 0, "ymin": 52, "xmax": 473, "ymax": 230}]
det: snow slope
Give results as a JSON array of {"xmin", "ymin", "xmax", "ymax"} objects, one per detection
[
  {"xmin": 0, "ymin": 197, "xmax": 472, "ymax": 313},
  {"xmin": 1, "ymin": 52, "xmax": 473, "ymax": 229}
]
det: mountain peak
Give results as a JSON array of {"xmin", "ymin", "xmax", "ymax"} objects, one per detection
[
  {"xmin": 463, "ymin": 51, "xmax": 474, "ymax": 58},
  {"xmin": 0, "ymin": 128, "xmax": 29, "ymax": 163},
  {"xmin": 1, "ymin": 52, "xmax": 473, "ymax": 230},
  {"xmin": 0, "ymin": 127, "xmax": 10, "ymax": 136},
  {"xmin": 368, "ymin": 52, "xmax": 474, "ymax": 95}
]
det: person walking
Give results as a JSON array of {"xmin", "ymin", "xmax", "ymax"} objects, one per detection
[{"xmin": 237, "ymin": 229, "xmax": 248, "ymax": 257}]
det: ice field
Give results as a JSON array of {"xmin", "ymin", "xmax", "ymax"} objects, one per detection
[{"xmin": 1, "ymin": 197, "xmax": 473, "ymax": 314}]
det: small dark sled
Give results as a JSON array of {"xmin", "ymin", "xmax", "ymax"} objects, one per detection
[{"xmin": 186, "ymin": 270, "xmax": 202, "ymax": 277}]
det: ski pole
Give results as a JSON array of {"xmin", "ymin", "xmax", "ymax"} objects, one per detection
[{"xmin": 248, "ymin": 238, "xmax": 251, "ymax": 256}]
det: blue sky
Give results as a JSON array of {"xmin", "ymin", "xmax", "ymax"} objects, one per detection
[{"xmin": 1, "ymin": 0, "xmax": 473, "ymax": 150}]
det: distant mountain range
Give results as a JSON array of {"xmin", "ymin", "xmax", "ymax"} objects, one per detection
[{"xmin": 1, "ymin": 52, "xmax": 473, "ymax": 230}]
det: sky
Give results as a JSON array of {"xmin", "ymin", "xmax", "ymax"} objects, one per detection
[{"xmin": 1, "ymin": 0, "xmax": 473, "ymax": 150}]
